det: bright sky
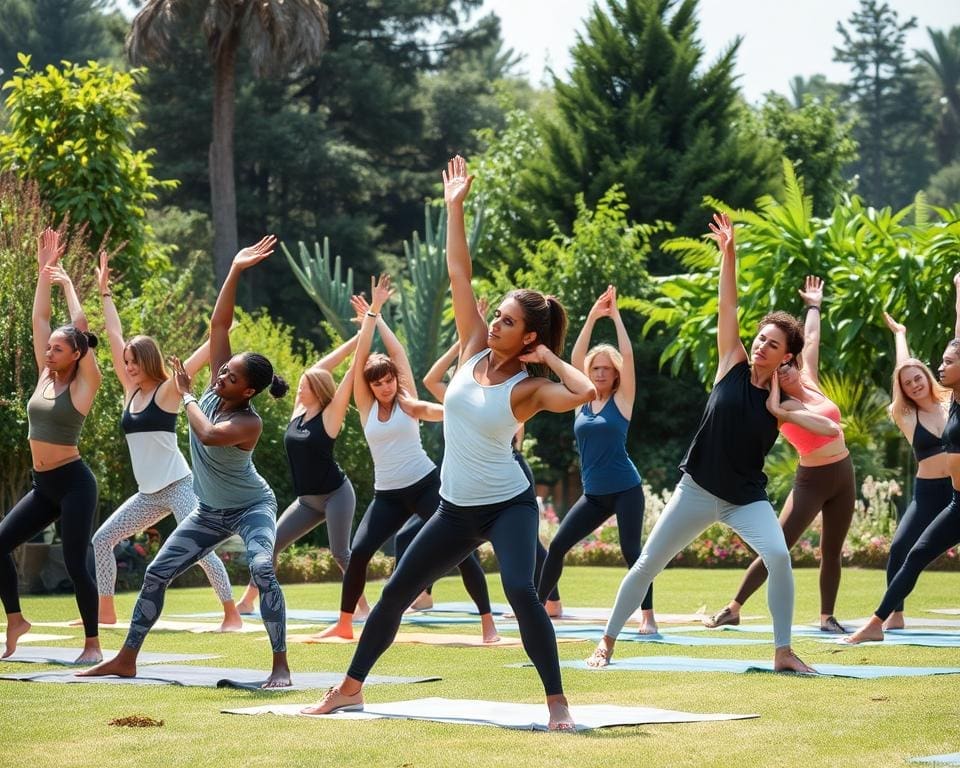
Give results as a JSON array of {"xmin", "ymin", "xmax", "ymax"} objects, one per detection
[{"xmin": 480, "ymin": 0, "xmax": 960, "ymax": 102}]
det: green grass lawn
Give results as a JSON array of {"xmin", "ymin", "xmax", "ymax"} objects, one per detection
[{"xmin": 3, "ymin": 566, "xmax": 959, "ymax": 768}]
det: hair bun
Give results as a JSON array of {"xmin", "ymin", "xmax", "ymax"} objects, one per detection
[
  {"xmin": 84, "ymin": 332, "xmax": 99, "ymax": 349},
  {"xmin": 269, "ymin": 373, "xmax": 290, "ymax": 399}
]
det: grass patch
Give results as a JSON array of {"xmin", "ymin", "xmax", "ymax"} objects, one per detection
[{"xmin": 3, "ymin": 566, "xmax": 959, "ymax": 767}]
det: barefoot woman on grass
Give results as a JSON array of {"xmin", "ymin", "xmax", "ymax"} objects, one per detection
[
  {"xmin": 1, "ymin": 229, "xmax": 103, "ymax": 663},
  {"xmin": 301, "ymin": 156, "xmax": 595, "ymax": 730},
  {"xmin": 80, "ymin": 237, "xmax": 293, "ymax": 687},
  {"xmin": 586, "ymin": 214, "xmax": 838, "ymax": 674}
]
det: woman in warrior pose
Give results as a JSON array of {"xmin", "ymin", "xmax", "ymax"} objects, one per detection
[
  {"xmin": 80, "ymin": 237, "xmax": 293, "ymax": 686},
  {"xmin": 585, "ymin": 214, "xmax": 839, "ymax": 673},
  {"xmin": 538, "ymin": 285, "xmax": 656, "ymax": 633},
  {"xmin": 846, "ymin": 276, "xmax": 960, "ymax": 644},
  {"xmin": 235, "ymin": 324, "xmax": 369, "ymax": 619},
  {"xmin": 1, "ymin": 229, "xmax": 103, "ymax": 663},
  {"xmin": 90, "ymin": 250, "xmax": 241, "ymax": 630},
  {"xmin": 704, "ymin": 276, "xmax": 856, "ymax": 634},
  {"xmin": 316, "ymin": 277, "xmax": 498, "ymax": 643},
  {"xmin": 872, "ymin": 312, "xmax": 952, "ymax": 630},
  {"xmin": 301, "ymin": 156, "xmax": 595, "ymax": 730}
]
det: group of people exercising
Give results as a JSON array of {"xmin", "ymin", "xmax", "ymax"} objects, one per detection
[{"xmin": 2, "ymin": 157, "xmax": 958, "ymax": 730}]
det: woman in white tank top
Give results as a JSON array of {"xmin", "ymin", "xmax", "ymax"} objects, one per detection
[{"xmin": 304, "ymin": 156, "xmax": 596, "ymax": 732}]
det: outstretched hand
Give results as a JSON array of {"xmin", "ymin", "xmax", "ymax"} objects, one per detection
[
  {"xmin": 707, "ymin": 213, "xmax": 735, "ymax": 257},
  {"xmin": 95, "ymin": 251, "xmax": 111, "ymax": 296},
  {"xmin": 798, "ymin": 275, "xmax": 823, "ymax": 307},
  {"xmin": 882, "ymin": 311, "xmax": 906, "ymax": 335},
  {"xmin": 442, "ymin": 155, "xmax": 474, "ymax": 206},
  {"xmin": 37, "ymin": 228, "xmax": 65, "ymax": 270},
  {"xmin": 370, "ymin": 273, "xmax": 393, "ymax": 313},
  {"xmin": 349, "ymin": 294, "xmax": 369, "ymax": 325},
  {"xmin": 43, "ymin": 264, "xmax": 72, "ymax": 288},
  {"xmin": 167, "ymin": 355, "xmax": 193, "ymax": 396},
  {"xmin": 233, "ymin": 235, "xmax": 276, "ymax": 270}
]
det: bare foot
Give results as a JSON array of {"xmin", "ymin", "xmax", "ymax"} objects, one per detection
[
  {"xmin": 354, "ymin": 595, "xmax": 371, "ymax": 622},
  {"xmin": 637, "ymin": 609, "xmax": 659, "ymax": 635},
  {"xmin": 301, "ymin": 682, "xmax": 364, "ymax": 714},
  {"xmin": 313, "ymin": 614, "xmax": 354, "ymax": 641},
  {"xmin": 218, "ymin": 601, "xmax": 244, "ymax": 632},
  {"xmin": 3, "ymin": 613, "xmax": 31, "ymax": 658},
  {"xmin": 262, "ymin": 653, "xmax": 292, "ymax": 688},
  {"xmin": 774, "ymin": 646, "xmax": 815, "ymax": 673},
  {"xmin": 545, "ymin": 599, "xmax": 563, "ymax": 618},
  {"xmin": 74, "ymin": 637, "xmax": 103, "ymax": 665},
  {"xmin": 882, "ymin": 611, "xmax": 905, "ymax": 631},
  {"xmin": 585, "ymin": 636, "xmax": 615, "ymax": 668},
  {"xmin": 480, "ymin": 613, "xmax": 500, "ymax": 643},
  {"xmin": 844, "ymin": 618, "xmax": 884, "ymax": 645},
  {"xmin": 407, "ymin": 591, "xmax": 433, "ymax": 612},
  {"xmin": 547, "ymin": 694, "xmax": 575, "ymax": 731},
  {"xmin": 703, "ymin": 604, "xmax": 740, "ymax": 628},
  {"xmin": 236, "ymin": 583, "xmax": 258, "ymax": 615},
  {"xmin": 76, "ymin": 647, "xmax": 137, "ymax": 677},
  {"xmin": 98, "ymin": 596, "xmax": 118, "ymax": 624}
]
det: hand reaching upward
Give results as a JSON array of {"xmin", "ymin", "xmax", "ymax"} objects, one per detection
[
  {"xmin": 707, "ymin": 213, "xmax": 735, "ymax": 258},
  {"xmin": 442, "ymin": 155, "xmax": 474, "ymax": 206},
  {"xmin": 233, "ymin": 235, "xmax": 277, "ymax": 271},
  {"xmin": 37, "ymin": 228, "xmax": 65, "ymax": 270},
  {"xmin": 798, "ymin": 275, "xmax": 823, "ymax": 308}
]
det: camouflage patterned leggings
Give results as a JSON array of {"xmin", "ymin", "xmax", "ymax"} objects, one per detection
[{"xmin": 124, "ymin": 496, "xmax": 286, "ymax": 652}]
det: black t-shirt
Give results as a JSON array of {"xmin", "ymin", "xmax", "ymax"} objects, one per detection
[
  {"xmin": 679, "ymin": 361, "xmax": 779, "ymax": 505},
  {"xmin": 944, "ymin": 399, "xmax": 960, "ymax": 454},
  {"xmin": 284, "ymin": 411, "xmax": 346, "ymax": 495}
]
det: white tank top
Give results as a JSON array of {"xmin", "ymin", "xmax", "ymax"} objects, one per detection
[
  {"xmin": 125, "ymin": 432, "xmax": 192, "ymax": 494},
  {"xmin": 363, "ymin": 401, "xmax": 436, "ymax": 490},
  {"xmin": 440, "ymin": 349, "xmax": 530, "ymax": 505}
]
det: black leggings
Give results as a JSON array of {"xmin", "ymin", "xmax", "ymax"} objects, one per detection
[
  {"xmin": 885, "ymin": 477, "xmax": 953, "ymax": 613},
  {"xmin": 340, "ymin": 469, "xmax": 491, "ymax": 615},
  {"xmin": 347, "ymin": 485, "xmax": 563, "ymax": 695},
  {"xmin": 734, "ymin": 456, "xmax": 856, "ymax": 615},
  {"xmin": 0, "ymin": 460, "xmax": 99, "ymax": 637},
  {"xmin": 538, "ymin": 483, "xmax": 648, "ymax": 608},
  {"xmin": 876, "ymin": 489, "xmax": 960, "ymax": 620}
]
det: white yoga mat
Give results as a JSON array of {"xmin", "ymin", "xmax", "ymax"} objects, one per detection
[
  {"xmin": 0, "ymin": 646, "xmax": 219, "ymax": 665},
  {"xmin": 31, "ymin": 619, "xmax": 312, "ymax": 633},
  {"xmin": 222, "ymin": 697, "xmax": 758, "ymax": 731},
  {"xmin": 285, "ymin": 631, "xmax": 582, "ymax": 648},
  {"xmin": 16, "ymin": 633, "xmax": 75, "ymax": 644}
]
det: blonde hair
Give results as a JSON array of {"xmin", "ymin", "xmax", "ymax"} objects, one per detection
[
  {"xmin": 583, "ymin": 343, "xmax": 623, "ymax": 392},
  {"xmin": 125, "ymin": 335, "xmax": 169, "ymax": 383},
  {"xmin": 302, "ymin": 368, "xmax": 336, "ymax": 409},
  {"xmin": 890, "ymin": 358, "xmax": 949, "ymax": 419}
]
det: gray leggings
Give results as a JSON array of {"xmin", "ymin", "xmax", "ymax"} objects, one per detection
[
  {"xmin": 125, "ymin": 496, "xmax": 286, "ymax": 652},
  {"xmin": 92, "ymin": 474, "xmax": 233, "ymax": 602},
  {"xmin": 246, "ymin": 479, "xmax": 356, "ymax": 586},
  {"xmin": 604, "ymin": 473, "xmax": 795, "ymax": 648}
]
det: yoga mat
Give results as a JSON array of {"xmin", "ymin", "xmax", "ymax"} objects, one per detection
[
  {"xmin": 545, "ymin": 656, "xmax": 960, "ymax": 679},
  {"xmin": 528, "ymin": 624, "xmax": 766, "ymax": 646},
  {"xmin": 173, "ymin": 610, "xmax": 481, "ymax": 626},
  {"xmin": 16, "ymin": 633, "xmax": 75, "ymax": 644},
  {"xmin": 0, "ymin": 646, "xmax": 219, "ymax": 666},
  {"xmin": 424, "ymin": 602, "xmax": 761, "ymax": 625},
  {"xmin": 285, "ymin": 632, "xmax": 582, "ymax": 648},
  {"xmin": 819, "ymin": 631, "xmax": 960, "ymax": 648},
  {"xmin": 32, "ymin": 619, "xmax": 312, "ymax": 633},
  {"xmin": 910, "ymin": 754, "xmax": 960, "ymax": 764},
  {"xmin": 0, "ymin": 665, "xmax": 439, "ymax": 690},
  {"xmin": 668, "ymin": 623, "xmax": 847, "ymax": 638},
  {"xmin": 928, "ymin": 609, "xmax": 960, "ymax": 615},
  {"xmin": 422, "ymin": 601, "xmax": 511, "ymax": 615},
  {"xmin": 222, "ymin": 697, "xmax": 758, "ymax": 731},
  {"xmin": 849, "ymin": 616, "xmax": 960, "ymax": 629}
]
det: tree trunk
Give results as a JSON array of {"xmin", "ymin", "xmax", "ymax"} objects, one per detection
[{"xmin": 209, "ymin": 33, "xmax": 239, "ymax": 286}]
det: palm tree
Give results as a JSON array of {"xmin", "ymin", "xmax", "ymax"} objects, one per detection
[
  {"xmin": 127, "ymin": 0, "xmax": 329, "ymax": 283},
  {"xmin": 917, "ymin": 26, "xmax": 960, "ymax": 165}
]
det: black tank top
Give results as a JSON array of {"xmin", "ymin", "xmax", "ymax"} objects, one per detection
[
  {"xmin": 912, "ymin": 408, "xmax": 946, "ymax": 462},
  {"xmin": 121, "ymin": 387, "xmax": 177, "ymax": 434},
  {"xmin": 943, "ymin": 400, "xmax": 960, "ymax": 454},
  {"xmin": 284, "ymin": 411, "xmax": 346, "ymax": 495},
  {"xmin": 679, "ymin": 361, "xmax": 779, "ymax": 505}
]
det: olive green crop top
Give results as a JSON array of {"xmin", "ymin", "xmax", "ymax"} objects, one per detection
[{"xmin": 27, "ymin": 380, "xmax": 86, "ymax": 446}]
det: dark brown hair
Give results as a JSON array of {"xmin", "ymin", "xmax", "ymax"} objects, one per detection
[
  {"xmin": 757, "ymin": 311, "xmax": 804, "ymax": 366},
  {"xmin": 507, "ymin": 289, "xmax": 568, "ymax": 362}
]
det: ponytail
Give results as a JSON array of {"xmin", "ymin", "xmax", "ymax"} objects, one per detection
[
  {"xmin": 507, "ymin": 289, "xmax": 569, "ymax": 377},
  {"xmin": 240, "ymin": 352, "xmax": 288, "ymax": 399},
  {"xmin": 269, "ymin": 374, "xmax": 289, "ymax": 399}
]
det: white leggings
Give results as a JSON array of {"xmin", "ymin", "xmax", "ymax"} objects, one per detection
[
  {"xmin": 604, "ymin": 473, "xmax": 795, "ymax": 648},
  {"xmin": 91, "ymin": 474, "xmax": 233, "ymax": 603}
]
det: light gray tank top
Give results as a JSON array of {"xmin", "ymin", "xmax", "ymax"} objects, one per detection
[
  {"xmin": 188, "ymin": 389, "xmax": 272, "ymax": 509},
  {"xmin": 363, "ymin": 402, "xmax": 435, "ymax": 491},
  {"xmin": 440, "ymin": 349, "xmax": 530, "ymax": 505}
]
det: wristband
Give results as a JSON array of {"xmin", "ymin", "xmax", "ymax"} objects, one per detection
[
  {"xmin": 366, "ymin": 311, "xmax": 379, "ymax": 318},
  {"xmin": 182, "ymin": 394, "xmax": 198, "ymax": 406},
  {"xmin": 101, "ymin": 292, "xmax": 112, "ymax": 298},
  {"xmin": 805, "ymin": 305, "xmax": 821, "ymax": 313}
]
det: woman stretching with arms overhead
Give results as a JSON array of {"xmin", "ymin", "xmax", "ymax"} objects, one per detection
[
  {"xmin": 89, "ymin": 250, "xmax": 240, "ymax": 630},
  {"xmin": 80, "ymin": 237, "xmax": 293, "ymax": 686},
  {"xmin": 302, "ymin": 156, "xmax": 596, "ymax": 730},
  {"xmin": 586, "ymin": 214, "xmax": 838, "ymax": 673},
  {"xmin": 846, "ymin": 275, "xmax": 960, "ymax": 643},
  {"xmin": 1, "ymin": 229, "xmax": 103, "ymax": 662},
  {"xmin": 704, "ymin": 276, "xmax": 856, "ymax": 634},
  {"xmin": 316, "ymin": 277, "xmax": 497, "ymax": 643},
  {"xmin": 538, "ymin": 285, "xmax": 655, "ymax": 632}
]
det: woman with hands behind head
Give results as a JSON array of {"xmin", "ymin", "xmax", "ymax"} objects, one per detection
[{"xmin": 79, "ymin": 236, "xmax": 294, "ymax": 687}]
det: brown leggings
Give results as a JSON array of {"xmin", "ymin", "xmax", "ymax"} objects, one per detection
[{"xmin": 733, "ymin": 455, "xmax": 855, "ymax": 615}]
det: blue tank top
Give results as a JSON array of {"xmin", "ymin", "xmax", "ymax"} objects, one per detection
[
  {"xmin": 189, "ymin": 388, "xmax": 273, "ymax": 509},
  {"xmin": 574, "ymin": 397, "xmax": 641, "ymax": 494}
]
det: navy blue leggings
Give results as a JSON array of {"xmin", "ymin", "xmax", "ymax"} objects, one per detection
[
  {"xmin": 876, "ymin": 490, "xmax": 960, "ymax": 620},
  {"xmin": 347, "ymin": 485, "xmax": 563, "ymax": 696},
  {"xmin": 885, "ymin": 476, "xmax": 953, "ymax": 613},
  {"xmin": 340, "ymin": 469, "xmax": 491, "ymax": 615},
  {"xmin": 538, "ymin": 483, "xmax": 649, "ymax": 609},
  {"xmin": 0, "ymin": 460, "xmax": 98, "ymax": 637}
]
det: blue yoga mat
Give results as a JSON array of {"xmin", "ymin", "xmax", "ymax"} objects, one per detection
[
  {"xmin": 819, "ymin": 630, "xmax": 960, "ymax": 648},
  {"xmin": 669, "ymin": 624, "xmax": 839, "ymax": 637},
  {"xmin": 546, "ymin": 656, "xmax": 960, "ymax": 678},
  {"xmin": 910, "ymin": 754, "xmax": 960, "ymax": 764},
  {"xmin": 171, "ymin": 609, "xmax": 481, "ymax": 626},
  {"xmin": 504, "ymin": 624, "xmax": 765, "ymax": 646}
]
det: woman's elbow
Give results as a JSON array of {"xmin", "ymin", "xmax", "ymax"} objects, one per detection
[{"xmin": 581, "ymin": 385, "xmax": 598, "ymax": 403}]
